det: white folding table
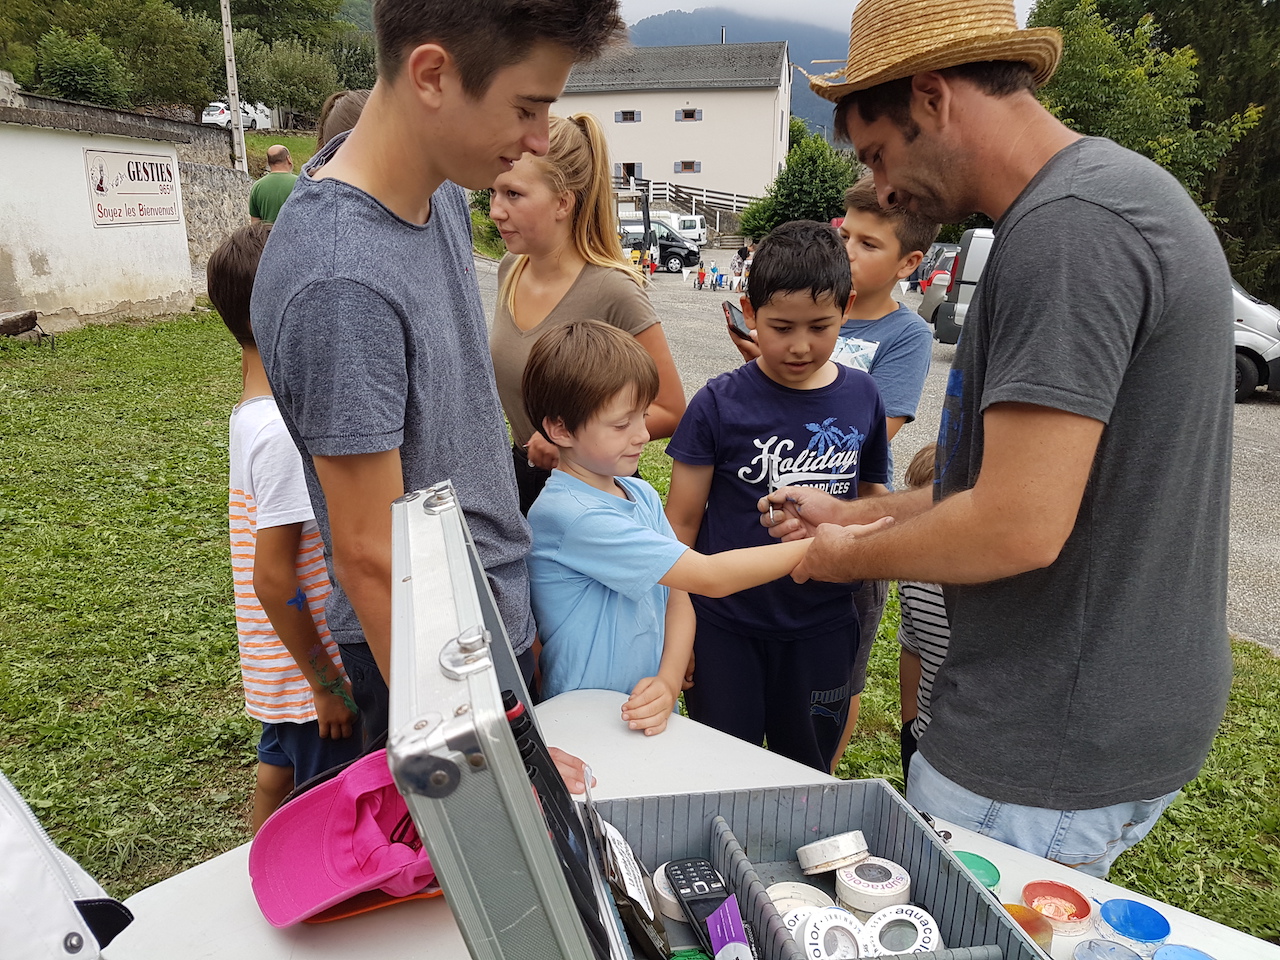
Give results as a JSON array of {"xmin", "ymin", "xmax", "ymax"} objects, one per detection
[{"xmin": 105, "ymin": 689, "xmax": 1278, "ymax": 960}]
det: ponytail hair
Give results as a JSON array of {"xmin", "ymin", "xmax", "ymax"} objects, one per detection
[{"xmin": 500, "ymin": 112, "xmax": 643, "ymax": 312}]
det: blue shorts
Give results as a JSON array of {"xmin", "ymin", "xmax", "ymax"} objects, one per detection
[
  {"xmin": 257, "ymin": 720, "xmax": 363, "ymax": 787},
  {"xmin": 906, "ymin": 753, "xmax": 1180, "ymax": 878}
]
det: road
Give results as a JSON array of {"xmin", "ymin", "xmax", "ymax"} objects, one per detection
[{"xmin": 474, "ymin": 258, "xmax": 1280, "ymax": 653}]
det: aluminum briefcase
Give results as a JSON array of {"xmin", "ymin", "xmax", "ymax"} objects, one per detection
[{"xmin": 387, "ymin": 481, "xmax": 624, "ymax": 960}]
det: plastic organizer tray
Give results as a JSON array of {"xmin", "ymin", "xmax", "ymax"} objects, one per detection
[{"xmin": 595, "ymin": 780, "xmax": 1048, "ymax": 960}]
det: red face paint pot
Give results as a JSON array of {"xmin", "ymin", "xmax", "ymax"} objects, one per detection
[
  {"xmin": 1003, "ymin": 903, "xmax": 1053, "ymax": 952},
  {"xmin": 1022, "ymin": 879, "xmax": 1093, "ymax": 936}
]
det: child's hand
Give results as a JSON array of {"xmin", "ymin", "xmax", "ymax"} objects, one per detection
[
  {"xmin": 622, "ymin": 676, "xmax": 677, "ymax": 735},
  {"xmin": 682, "ymin": 651, "xmax": 695, "ymax": 691},
  {"xmin": 313, "ymin": 683, "xmax": 357, "ymax": 740}
]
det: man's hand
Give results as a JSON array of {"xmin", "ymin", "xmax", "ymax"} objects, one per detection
[
  {"xmin": 312, "ymin": 684, "xmax": 357, "ymax": 739},
  {"xmin": 759, "ymin": 486, "xmax": 856, "ymax": 540},
  {"xmin": 526, "ymin": 432, "xmax": 560, "ymax": 471},
  {"xmin": 549, "ymin": 746, "xmax": 596, "ymax": 794},
  {"xmin": 791, "ymin": 518, "xmax": 897, "ymax": 583},
  {"xmin": 621, "ymin": 675, "xmax": 678, "ymax": 735}
]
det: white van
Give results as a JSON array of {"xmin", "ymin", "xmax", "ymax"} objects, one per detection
[
  {"xmin": 931, "ymin": 227, "xmax": 993, "ymax": 344},
  {"xmin": 657, "ymin": 212, "xmax": 707, "ymax": 246}
]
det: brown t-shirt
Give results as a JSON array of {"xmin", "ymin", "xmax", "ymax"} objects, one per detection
[{"xmin": 490, "ymin": 254, "xmax": 659, "ymax": 446}]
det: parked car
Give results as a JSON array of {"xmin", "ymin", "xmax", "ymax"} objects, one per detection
[
  {"xmin": 202, "ymin": 101, "xmax": 272, "ymax": 130},
  {"xmin": 656, "ymin": 211, "xmax": 708, "ymax": 245},
  {"xmin": 931, "ymin": 228, "xmax": 994, "ymax": 344},
  {"xmin": 1234, "ymin": 280, "xmax": 1280, "ymax": 402},
  {"xmin": 619, "ymin": 219, "xmax": 700, "ymax": 273},
  {"xmin": 917, "ymin": 270, "xmax": 951, "ymax": 328},
  {"xmin": 919, "ymin": 250, "xmax": 957, "ymax": 294}
]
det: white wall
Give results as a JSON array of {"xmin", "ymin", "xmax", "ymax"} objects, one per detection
[
  {"xmin": 560, "ymin": 76, "xmax": 789, "ymax": 198},
  {"xmin": 0, "ymin": 124, "xmax": 194, "ymax": 324}
]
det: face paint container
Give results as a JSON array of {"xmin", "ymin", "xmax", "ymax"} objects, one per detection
[
  {"xmin": 1095, "ymin": 899, "xmax": 1171, "ymax": 957},
  {"xmin": 767, "ymin": 881, "xmax": 835, "ymax": 913},
  {"xmin": 1003, "ymin": 903, "xmax": 1053, "ymax": 952},
  {"xmin": 1073, "ymin": 940, "xmax": 1143, "ymax": 960},
  {"xmin": 1152, "ymin": 947, "xmax": 1218, "ymax": 960},
  {"xmin": 1022, "ymin": 879, "xmax": 1093, "ymax": 936},
  {"xmin": 835, "ymin": 857, "xmax": 911, "ymax": 921},
  {"xmin": 954, "ymin": 851, "xmax": 1001, "ymax": 895}
]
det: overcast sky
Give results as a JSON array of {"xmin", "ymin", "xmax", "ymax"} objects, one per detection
[{"xmin": 620, "ymin": 0, "xmax": 1036, "ymax": 30}]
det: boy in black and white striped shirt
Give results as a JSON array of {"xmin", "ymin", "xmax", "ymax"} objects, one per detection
[{"xmin": 897, "ymin": 444, "xmax": 952, "ymax": 784}]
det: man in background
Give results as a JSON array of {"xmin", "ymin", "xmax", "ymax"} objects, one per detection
[{"xmin": 249, "ymin": 145, "xmax": 297, "ymax": 224}]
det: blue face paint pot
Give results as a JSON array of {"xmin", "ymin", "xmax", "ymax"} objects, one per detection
[
  {"xmin": 1095, "ymin": 899, "xmax": 1172, "ymax": 957},
  {"xmin": 1152, "ymin": 947, "xmax": 1218, "ymax": 960},
  {"xmin": 1073, "ymin": 940, "xmax": 1143, "ymax": 960}
]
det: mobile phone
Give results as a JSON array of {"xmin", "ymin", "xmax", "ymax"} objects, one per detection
[
  {"xmin": 665, "ymin": 857, "xmax": 731, "ymax": 956},
  {"xmin": 722, "ymin": 300, "xmax": 753, "ymax": 340}
]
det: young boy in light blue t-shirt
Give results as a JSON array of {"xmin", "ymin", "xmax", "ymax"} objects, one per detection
[{"xmin": 522, "ymin": 320, "xmax": 817, "ymax": 735}]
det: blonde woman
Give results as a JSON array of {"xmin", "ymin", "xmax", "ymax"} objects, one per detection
[{"xmin": 489, "ymin": 113, "xmax": 685, "ymax": 514}]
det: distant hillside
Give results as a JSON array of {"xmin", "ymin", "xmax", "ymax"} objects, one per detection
[{"xmin": 627, "ymin": 8, "xmax": 847, "ymax": 136}]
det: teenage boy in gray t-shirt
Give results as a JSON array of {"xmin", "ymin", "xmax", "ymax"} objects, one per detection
[{"xmin": 250, "ymin": 0, "xmax": 625, "ymax": 777}]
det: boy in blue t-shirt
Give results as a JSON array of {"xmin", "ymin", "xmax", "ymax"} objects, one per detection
[
  {"xmin": 667, "ymin": 220, "xmax": 891, "ymax": 770},
  {"xmin": 523, "ymin": 320, "xmax": 819, "ymax": 735}
]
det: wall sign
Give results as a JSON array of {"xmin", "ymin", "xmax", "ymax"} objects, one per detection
[{"xmin": 84, "ymin": 149, "xmax": 182, "ymax": 227}]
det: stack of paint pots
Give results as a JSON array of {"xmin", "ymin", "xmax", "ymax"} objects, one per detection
[{"xmin": 763, "ymin": 829, "xmax": 945, "ymax": 958}]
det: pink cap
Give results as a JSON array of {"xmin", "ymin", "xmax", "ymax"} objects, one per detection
[{"xmin": 249, "ymin": 749, "xmax": 435, "ymax": 927}]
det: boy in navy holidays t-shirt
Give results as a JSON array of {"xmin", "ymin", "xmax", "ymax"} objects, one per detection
[
  {"xmin": 523, "ymin": 320, "xmax": 813, "ymax": 735},
  {"xmin": 666, "ymin": 220, "xmax": 891, "ymax": 770}
]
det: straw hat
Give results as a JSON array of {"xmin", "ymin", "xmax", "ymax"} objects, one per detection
[{"xmin": 809, "ymin": 0, "xmax": 1063, "ymax": 102}]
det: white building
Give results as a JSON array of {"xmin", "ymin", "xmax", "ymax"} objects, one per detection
[{"xmin": 559, "ymin": 42, "xmax": 791, "ymax": 199}]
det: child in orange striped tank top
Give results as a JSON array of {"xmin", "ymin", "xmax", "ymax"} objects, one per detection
[{"xmin": 209, "ymin": 224, "xmax": 361, "ymax": 832}]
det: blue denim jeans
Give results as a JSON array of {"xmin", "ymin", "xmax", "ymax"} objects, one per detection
[{"xmin": 906, "ymin": 753, "xmax": 1180, "ymax": 878}]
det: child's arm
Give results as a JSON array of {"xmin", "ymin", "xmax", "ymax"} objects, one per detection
[
  {"xmin": 858, "ymin": 480, "xmax": 890, "ymax": 498},
  {"xmin": 254, "ymin": 522, "xmax": 357, "ymax": 740},
  {"xmin": 666, "ymin": 458, "xmax": 812, "ymax": 595},
  {"xmin": 620, "ymin": 589, "xmax": 695, "ymax": 736}
]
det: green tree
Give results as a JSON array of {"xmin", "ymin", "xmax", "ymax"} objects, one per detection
[
  {"xmin": 740, "ymin": 135, "xmax": 859, "ymax": 239},
  {"xmin": 327, "ymin": 28, "xmax": 375, "ymax": 90},
  {"xmin": 1, "ymin": 0, "xmax": 64, "ymax": 84},
  {"xmin": 170, "ymin": 0, "xmax": 344, "ymax": 45},
  {"xmin": 1107, "ymin": 0, "xmax": 1280, "ymax": 300},
  {"xmin": 788, "ymin": 115, "xmax": 811, "ymax": 152},
  {"xmin": 62, "ymin": 0, "xmax": 217, "ymax": 109},
  {"xmin": 261, "ymin": 37, "xmax": 338, "ymax": 120},
  {"xmin": 1029, "ymin": 0, "xmax": 1261, "ymax": 204},
  {"xmin": 36, "ymin": 27, "xmax": 131, "ymax": 106}
]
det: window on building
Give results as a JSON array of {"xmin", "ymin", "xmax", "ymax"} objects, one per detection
[
  {"xmin": 675, "ymin": 108, "xmax": 703, "ymax": 122},
  {"xmin": 614, "ymin": 110, "xmax": 641, "ymax": 123},
  {"xmin": 675, "ymin": 160, "xmax": 702, "ymax": 174}
]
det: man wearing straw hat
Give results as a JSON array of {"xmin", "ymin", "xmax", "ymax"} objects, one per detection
[{"xmin": 763, "ymin": 0, "xmax": 1233, "ymax": 876}]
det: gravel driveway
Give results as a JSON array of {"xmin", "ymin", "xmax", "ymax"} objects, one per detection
[{"xmin": 474, "ymin": 257, "xmax": 1280, "ymax": 653}]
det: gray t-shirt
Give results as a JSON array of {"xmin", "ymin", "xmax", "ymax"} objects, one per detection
[
  {"xmin": 250, "ymin": 133, "xmax": 535, "ymax": 654},
  {"xmin": 924, "ymin": 137, "xmax": 1233, "ymax": 809}
]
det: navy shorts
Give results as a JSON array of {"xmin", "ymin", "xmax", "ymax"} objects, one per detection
[
  {"xmin": 257, "ymin": 719, "xmax": 363, "ymax": 786},
  {"xmin": 851, "ymin": 579, "xmax": 889, "ymax": 695},
  {"xmin": 337, "ymin": 641, "xmax": 390, "ymax": 753},
  {"xmin": 683, "ymin": 617, "xmax": 861, "ymax": 771}
]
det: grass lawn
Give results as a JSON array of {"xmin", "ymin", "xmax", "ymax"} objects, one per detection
[
  {"xmin": 244, "ymin": 130, "xmax": 318, "ymax": 178},
  {"xmin": 1, "ymin": 314, "xmax": 1277, "ymax": 941}
]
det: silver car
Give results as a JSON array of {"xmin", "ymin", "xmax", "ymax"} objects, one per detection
[{"xmin": 1234, "ymin": 280, "xmax": 1280, "ymax": 402}]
